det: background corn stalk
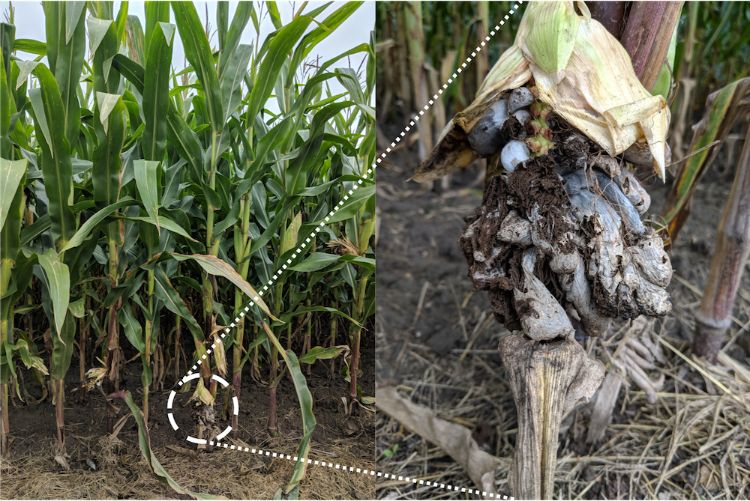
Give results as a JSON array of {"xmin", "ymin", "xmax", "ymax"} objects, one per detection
[{"xmin": 0, "ymin": 4, "xmax": 375, "ymax": 495}]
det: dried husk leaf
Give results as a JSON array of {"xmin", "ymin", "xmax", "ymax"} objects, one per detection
[
  {"xmin": 532, "ymin": 15, "xmax": 669, "ymax": 177},
  {"xmin": 415, "ymin": 1, "xmax": 670, "ymax": 182},
  {"xmin": 212, "ymin": 336, "xmax": 227, "ymax": 377},
  {"xmin": 189, "ymin": 377, "xmax": 215, "ymax": 406},
  {"xmin": 377, "ymin": 386, "xmax": 502, "ymax": 495}
]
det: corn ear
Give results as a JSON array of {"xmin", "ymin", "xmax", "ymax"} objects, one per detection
[{"xmin": 416, "ymin": 1, "xmax": 670, "ymax": 182}]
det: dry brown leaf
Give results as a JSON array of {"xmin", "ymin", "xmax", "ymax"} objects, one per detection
[{"xmin": 377, "ymin": 386, "xmax": 501, "ymax": 496}]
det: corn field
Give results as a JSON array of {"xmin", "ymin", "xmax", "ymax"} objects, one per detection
[{"xmin": 0, "ymin": 1, "xmax": 375, "ymax": 493}]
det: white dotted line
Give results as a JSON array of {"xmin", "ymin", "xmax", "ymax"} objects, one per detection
[
  {"xmin": 170, "ymin": 3, "xmax": 522, "ymax": 499},
  {"xmin": 208, "ymin": 441, "xmax": 510, "ymax": 500}
]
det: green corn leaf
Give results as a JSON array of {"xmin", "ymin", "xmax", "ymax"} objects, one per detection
[
  {"xmin": 28, "ymin": 87, "xmax": 52, "ymax": 148},
  {"xmin": 119, "ymin": 302, "xmax": 145, "ymax": 353},
  {"xmin": 14, "ymin": 61, "xmax": 39, "ymax": 91},
  {"xmin": 0, "ymin": 51, "xmax": 12, "ymax": 144},
  {"xmin": 90, "ymin": 14, "xmax": 121, "ymax": 95},
  {"xmin": 152, "ymin": 267, "xmax": 204, "ymax": 340},
  {"xmin": 0, "ymin": 22, "xmax": 12, "ymax": 68},
  {"xmin": 279, "ymin": 305, "xmax": 361, "ymax": 328},
  {"xmin": 50, "ymin": 314, "xmax": 75, "ymax": 381},
  {"xmin": 290, "ymin": 252, "xmax": 340, "ymax": 273},
  {"xmin": 114, "ymin": 2, "xmax": 129, "ymax": 42},
  {"xmin": 93, "ymin": 94, "xmax": 127, "ymax": 204},
  {"xmin": 289, "ymin": 2, "xmax": 362, "ymax": 76},
  {"xmin": 37, "ymin": 248, "xmax": 70, "ymax": 337},
  {"xmin": 112, "ymin": 53, "xmax": 144, "ymax": 88},
  {"xmin": 219, "ymin": 43, "xmax": 251, "ymax": 121},
  {"xmin": 126, "ymin": 15, "xmax": 145, "ymax": 64},
  {"xmin": 171, "ymin": 2, "xmax": 223, "ymax": 132},
  {"xmin": 128, "ymin": 215, "xmax": 197, "ymax": 242},
  {"xmin": 216, "ymin": 1, "xmax": 228, "ymax": 49},
  {"xmin": 247, "ymin": 15, "xmax": 313, "ymax": 122},
  {"xmin": 217, "ymin": 2, "xmax": 253, "ymax": 75},
  {"xmin": 13, "ymin": 39, "xmax": 46, "ymax": 55},
  {"xmin": 87, "ymin": 17, "xmax": 112, "ymax": 57},
  {"xmin": 64, "ymin": 3, "xmax": 86, "ymax": 44},
  {"xmin": 143, "ymin": 21, "xmax": 175, "ymax": 161},
  {"xmin": 323, "ymin": 184, "xmax": 374, "ymax": 224},
  {"xmin": 14, "ymin": 339, "xmax": 49, "ymax": 375},
  {"xmin": 145, "ymin": 1, "xmax": 170, "ymax": 48},
  {"xmin": 133, "ymin": 159, "xmax": 161, "ymax": 229},
  {"xmin": 95, "ymin": 92, "xmax": 122, "ymax": 134},
  {"xmin": 87, "ymin": 13, "xmax": 121, "ymax": 94},
  {"xmin": 651, "ymin": 25, "xmax": 678, "ymax": 99},
  {"xmin": 663, "ymin": 78, "xmax": 750, "ymax": 242},
  {"xmin": 112, "ymin": 53, "xmax": 205, "ymax": 178},
  {"xmin": 280, "ymin": 213, "xmax": 302, "ymax": 255},
  {"xmin": 286, "ymin": 101, "xmax": 355, "ymax": 194},
  {"xmin": 0, "ymin": 158, "xmax": 26, "ymax": 295},
  {"xmin": 30, "ymin": 64, "xmax": 75, "ymax": 245},
  {"xmin": 113, "ymin": 390, "xmax": 225, "ymax": 500},
  {"xmin": 0, "ymin": 158, "xmax": 27, "ymax": 233},
  {"xmin": 20, "ymin": 215, "xmax": 51, "ymax": 247},
  {"xmin": 266, "ymin": 1, "xmax": 282, "ymax": 29},
  {"xmin": 166, "ymin": 106, "xmax": 205, "ymax": 181},
  {"xmin": 68, "ymin": 297, "xmax": 85, "ymax": 319},
  {"xmin": 253, "ymin": 117, "xmax": 295, "ymax": 169},
  {"xmin": 61, "ymin": 198, "xmax": 136, "ymax": 252},
  {"xmin": 171, "ymin": 253, "xmax": 277, "ymax": 321},
  {"xmin": 298, "ymin": 345, "xmax": 349, "ymax": 365},
  {"xmin": 261, "ymin": 321, "xmax": 316, "ymax": 496},
  {"xmin": 44, "ymin": 1, "xmax": 86, "ymax": 146}
]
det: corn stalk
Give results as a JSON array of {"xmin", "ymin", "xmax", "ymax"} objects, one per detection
[{"xmin": 693, "ymin": 126, "xmax": 750, "ymax": 361}]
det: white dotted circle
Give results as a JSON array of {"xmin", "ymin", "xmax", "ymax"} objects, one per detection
[{"xmin": 167, "ymin": 373, "xmax": 238, "ymax": 445}]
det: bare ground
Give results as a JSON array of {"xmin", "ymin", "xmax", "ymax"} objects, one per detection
[{"xmin": 0, "ymin": 333, "xmax": 376, "ymax": 500}]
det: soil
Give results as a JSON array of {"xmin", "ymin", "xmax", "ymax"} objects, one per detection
[
  {"xmin": 0, "ymin": 333, "xmax": 375, "ymax": 500},
  {"xmin": 375, "ymin": 110, "xmax": 750, "ymax": 499}
]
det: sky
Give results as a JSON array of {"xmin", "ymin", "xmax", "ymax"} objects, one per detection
[{"xmin": 0, "ymin": 1, "xmax": 374, "ymax": 89}]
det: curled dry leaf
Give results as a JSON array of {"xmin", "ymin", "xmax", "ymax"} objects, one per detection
[{"xmin": 377, "ymin": 386, "xmax": 502, "ymax": 496}]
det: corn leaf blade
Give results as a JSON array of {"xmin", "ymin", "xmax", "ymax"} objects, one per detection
[{"xmin": 37, "ymin": 248, "xmax": 70, "ymax": 336}]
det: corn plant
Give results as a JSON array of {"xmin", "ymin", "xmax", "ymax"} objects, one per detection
[{"xmin": 0, "ymin": 1, "xmax": 374, "ymax": 494}]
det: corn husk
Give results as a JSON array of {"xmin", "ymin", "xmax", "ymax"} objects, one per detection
[{"xmin": 415, "ymin": 1, "xmax": 670, "ymax": 182}]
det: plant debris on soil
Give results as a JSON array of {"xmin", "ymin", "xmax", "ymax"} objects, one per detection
[
  {"xmin": 0, "ymin": 335, "xmax": 375, "ymax": 500},
  {"xmin": 375, "ymin": 117, "xmax": 750, "ymax": 500}
]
